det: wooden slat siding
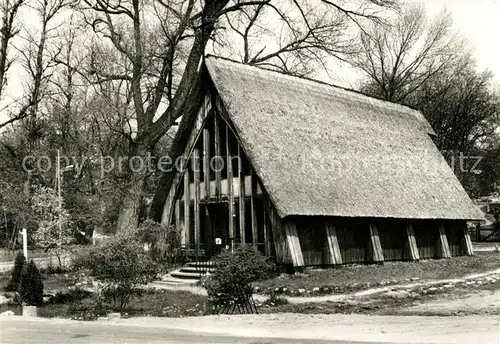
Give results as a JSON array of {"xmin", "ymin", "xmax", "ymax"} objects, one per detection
[
  {"xmin": 162, "ymin": 93, "xmax": 211, "ymax": 227},
  {"xmin": 174, "ymin": 199, "xmax": 180, "ymax": 230},
  {"xmin": 178, "ymin": 200, "xmax": 186, "ymax": 246},
  {"xmin": 445, "ymin": 223, "xmax": 462, "ymax": 257},
  {"xmin": 463, "ymin": 224, "xmax": 474, "ymax": 256},
  {"xmin": 183, "ymin": 171, "xmax": 190, "ymax": 258},
  {"xmin": 414, "ymin": 225, "xmax": 436, "ymax": 259},
  {"xmin": 204, "ymin": 206, "xmax": 212, "ymax": 259},
  {"xmin": 160, "ymin": 186, "xmax": 174, "ymax": 226},
  {"xmin": 161, "ymin": 173, "xmax": 183, "ymax": 226},
  {"xmin": 325, "ymin": 223, "xmax": 342, "ymax": 265},
  {"xmin": 193, "ymin": 149, "xmax": 201, "ymax": 259},
  {"xmin": 203, "ymin": 129, "xmax": 210, "ymax": 200},
  {"xmin": 226, "ymin": 125, "xmax": 235, "ymax": 249},
  {"xmin": 250, "ymin": 169, "xmax": 258, "ymax": 247},
  {"xmin": 214, "ymin": 114, "xmax": 222, "ymax": 199},
  {"xmin": 263, "ymin": 199, "xmax": 270, "ymax": 256},
  {"xmin": 405, "ymin": 223, "xmax": 420, "ymax": 261},
  {"xmin": 189, "ymin": 175, "xmax": 263, "ymax": 200},
  {"xmin": 368, "ymin": 224, "xmax": 384, "ymax": 263},
  {"xmin": 238, "ymin": 145, "xmax": 245, "ymax": 244},
  {"xmin": 265, "ymin": 199, "xmax": 290, "ymax": 264},
  {"xmin": 284, "ymin": 220, "xmax": 304, "ymax": 267},
  {"xmin": 437, "ymin": 224, "xmax": 452, "ymax": 258}
]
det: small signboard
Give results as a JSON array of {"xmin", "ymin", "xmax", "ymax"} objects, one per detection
[{"xmin": 215, "ymin": 237, "xmax": 222, "ymax": 245}]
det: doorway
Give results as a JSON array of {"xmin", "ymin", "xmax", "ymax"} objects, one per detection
[{"xmin": 203, "ymin": 202, "xmax": 230, "ymax": 258}]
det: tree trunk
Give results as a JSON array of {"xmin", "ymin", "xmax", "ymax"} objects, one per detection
[
  {"xmin": 148, "ymin": 72, "xmax": 206, "ymax": 221},
  {"xmin": 125, "ymin": 0, "xmax": 230, "ymax": 226},
  {"xmin": 116, "ymin": 145, "xmax": 149, "ymax": 233}
]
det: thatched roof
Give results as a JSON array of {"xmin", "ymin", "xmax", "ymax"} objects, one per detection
[{"xmin": 205, "ymin": 56, "xmax": 483, "ymax": 220}]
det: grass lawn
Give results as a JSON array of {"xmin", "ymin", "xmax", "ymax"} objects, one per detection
[
  {"xmin": 0, "ymin": 289, "xmax": 207, "ymax": 320},
  {"xmin": 0, "ymin": 269, "xmax": 80, "ymax": 292},
  {"xmin": 254, "ymin": 251, "xmax": 500, "ymax": 295},
  {"xmin": 0, "ymin": 268, "xmax": 207, "ymax": 320}
]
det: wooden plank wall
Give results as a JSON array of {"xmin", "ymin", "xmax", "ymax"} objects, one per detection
[
  {"xmin": 295, "ymin": 218, "xmax": 325, "ymax": 265},
  {"xmin": 444, "ymin": 222, "xmax": 463, "ymax": 257},
  {"xmin": 376, "ymin": 221, "xmax": 404, "ymax": 261},
  {"xmin": 284, "ymin": 220, "xmax": 304, "ymax": 267},
  {"xmin": 336, "ymin": 220, "xmax": 368, "ymax": 264},
  {"xmin": 265, "ymin": 199, "xmax": 291, "ymax": 265},
  {"xmin": 368, "ymin": 224, "xmax": 384, "ymax": 263},
  {"xmin": 404, "ymin": 223, "xmax": 420, "ymax": 261},
  {"xmin": 325, "ymin": 223, "xmax": 342, "ymax": 265},
  {"xmin": 413, "ymin": 221, "xmax": 439, "ymax": 259},
  {"xmin": 463, "ymin": 225, "xmax": 474, "ymax": 256},
  {"xmin": 437, "ymin": 225, "xmax": 452, "ymax": 258}
]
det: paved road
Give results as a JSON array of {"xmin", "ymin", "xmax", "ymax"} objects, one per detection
[{"xmin": 0, "ymin": 317, "xmax": 374, "ymax": 344}]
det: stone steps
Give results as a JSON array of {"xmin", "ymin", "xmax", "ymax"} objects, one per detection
[
  {"xmin": 179, "ymin": 266, "xmax": 216, "ymax": 274},
  {"xmin": 150, "ymin": 261, "xmax": 216, "ymax": 287},
  {"xmin": 170, "ymin": 270, "xmax": 208, "ymax": 279}
]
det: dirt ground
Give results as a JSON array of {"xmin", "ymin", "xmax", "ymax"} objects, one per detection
[
  {"xmin": 254, "ymin": 267, "xmax": 500, "ymax": 317},
  {"xmin": 404, "ymin": 289, "xmax": 500, "ymax": 315}
]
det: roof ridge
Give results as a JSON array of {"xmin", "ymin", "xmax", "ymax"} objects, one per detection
[{"xmin": 204, "ymin": 54, "xmax": 421, "ymax": 114}]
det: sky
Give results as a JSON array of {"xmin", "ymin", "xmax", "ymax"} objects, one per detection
[
  {"xmin": 1, "ymin": 0, "xmax": 500, "ymax": 125},
  {"xmin": 420, "ymin": 0, "xmax": 500, "ymax": 82}
]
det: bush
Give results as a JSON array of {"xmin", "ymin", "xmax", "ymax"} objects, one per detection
[
  {"xmin": 52, "ymin": 287, "xmax": 92, "ymax": 304},
  {"xmin": 74, "ymin": 230, "xmax": 159, "ymax": 312},
  {"xmin": 205, "ymin": 245, "xmax": 276, "ymax": 298},
  {"xmin": 5, "ymin": 252, "xmax": 26, "ymax": 292},
  {"xmin": 136, "ymin": 220, "xmax": 183, "ymax": 269},
  {"xmin": 18, "ymin": 260, "xmax": 44, "ymax": 306}
]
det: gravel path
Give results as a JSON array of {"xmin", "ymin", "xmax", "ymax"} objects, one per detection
[{"xmin": 148, "ymin": 267, "xmax": 500, "ymax": 305}]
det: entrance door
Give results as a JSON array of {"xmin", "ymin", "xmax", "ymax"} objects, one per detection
[{"xmin": 204, "ymin": 203, "xmax": 229, "ymax": 258}]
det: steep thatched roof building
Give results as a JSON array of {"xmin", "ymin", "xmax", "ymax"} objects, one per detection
[{"xmin": 160, "ymin": 56, "xmax": 482, "ymax": 267}]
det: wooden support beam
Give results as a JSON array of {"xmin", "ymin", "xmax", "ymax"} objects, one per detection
[
  {"xmin": 265, "ymin": 199, "xmax": 290, "ymax": 264},
  {"xmin": 214, "ymin": 115, "xmax": 222, "ymax": 199},
  {"xmin": 437, "ymin": 225, "xmax": 452, "ymax": 258},
  {"xmin": 250, "ymin": 169, "xmax": 258, "ymax": 247},
  {"xmin": 203, "ymin": 129, "xmax": 210, "ymax": 200},
  {"xmin": 174, "ymin": 199, "xmax": 180, "ymax": 229},
  {"xmin": 204, "ymin": 206, "xmax": 212, "ymax": 259},
  {"xmin": 176, "ymin": 200, "xmax": 186, "ymax": 246},
  {"xmin": 463, "ymin": 225, "xmax": 474, "ymax": 256},
  {"xmin": 284, "ymin": 220, "xmax": 304, "ymax": 267},
  {"xmin": 368, "ymin": 224, "xmax": 384, "ymax": 263},
  {"xmin": 238, "ymin": 146, "xmax": 245, "ymax": 244},
  {"xmin": 183, "ymin": 172, "xmax": 190, "ymax": 258},
  {"xmin": 325, "ymin": 223, "xmax": 342, "ymax": 265},
  {"xmin": 263, "ymin": 197, "xmax": 270, "ymax": 256},
  {"xmin": 404, "ymin": 223, "xmax": 420, "ymax": 261},
  {"xmin": 160, "ymin": 187, "xmax": 174, "ymax": 226},
  {"xmin": 226, "ymin": 126, "xmax": 235, "ymax": 249},
  {"xmin": 193, "ymin": 149, "xmax": 201, "ymax": 259}
]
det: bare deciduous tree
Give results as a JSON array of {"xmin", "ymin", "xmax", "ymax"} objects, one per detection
[
  {"xmin": 0, "ymin": 0, "xmax": 24, "ymax": 98},
  {"xmin": 408, "ymin": 53, "xmax": 500, "ymax": 156},
  {"xmin": 0, "ymin": 0, "xmax": 74, "ymax": 132},
  {"xmin": 352, "ymin": 5, "xmax": 459, "ymax": 102}
]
